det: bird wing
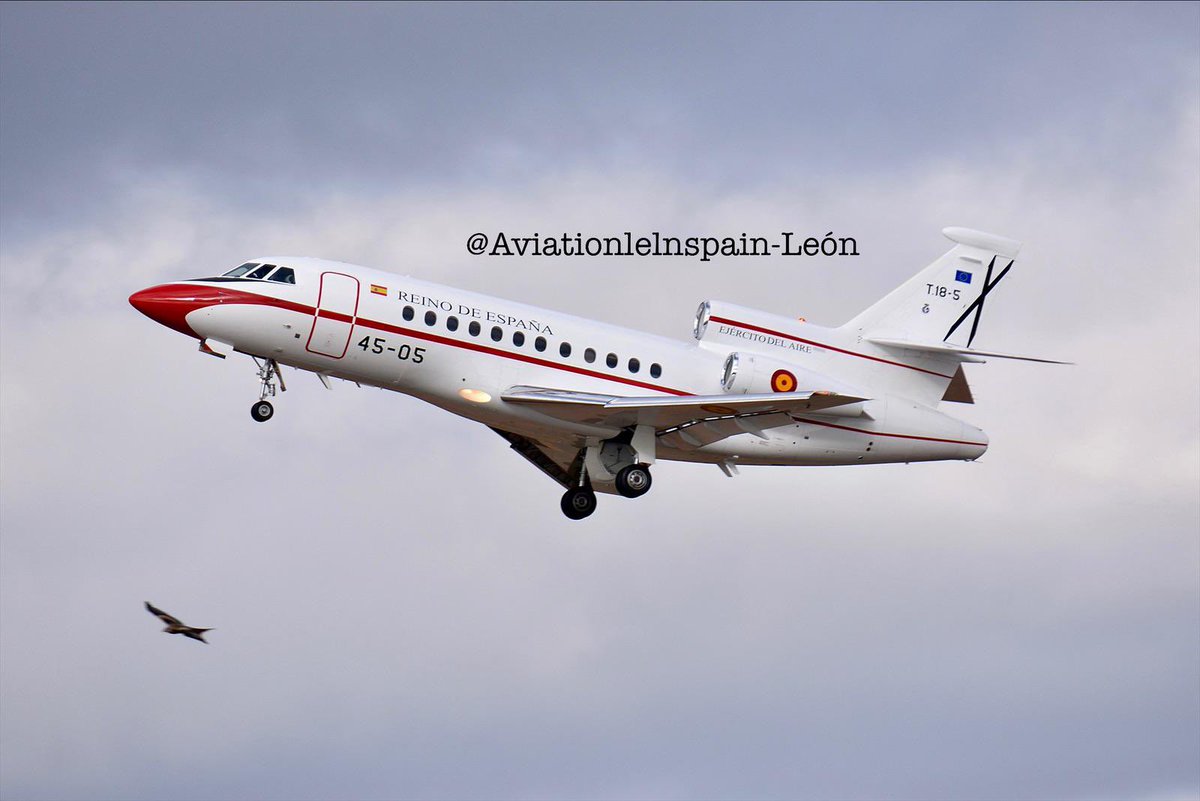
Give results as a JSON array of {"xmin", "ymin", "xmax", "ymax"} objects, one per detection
[{"xmin": 144, "ymin": 601, "xmax": 181, "ymax": 626}]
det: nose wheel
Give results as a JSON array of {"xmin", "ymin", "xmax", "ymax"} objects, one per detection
[{"xmin": 251, "ymin": 400, "xmax": 274, "ymax": 422}]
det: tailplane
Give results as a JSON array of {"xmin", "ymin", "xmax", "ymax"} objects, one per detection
[{"xmin": 840, "ymin": 228, "xmax": 1069, "ymax": 405}]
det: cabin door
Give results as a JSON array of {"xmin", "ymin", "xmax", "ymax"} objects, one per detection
[{"xmin": 306, "ymin": 272, "xmax": 360, "ymax": 359}]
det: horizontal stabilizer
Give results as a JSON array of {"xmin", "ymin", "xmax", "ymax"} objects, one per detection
[
  {"xmin": 501, "ymin": 386, "xmax": 868, "ymax": 431},
  {"xmin": 867, "ymin": 337, "xmax": 1073, "ymax": 365}
]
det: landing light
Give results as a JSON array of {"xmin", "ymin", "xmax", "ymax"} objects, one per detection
[{"xmin": 459, "ymin": 388, "xmax": 492, "ymax": 403}]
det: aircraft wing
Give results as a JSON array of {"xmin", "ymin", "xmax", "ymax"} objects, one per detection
[{"xmin": 501, "ymin": 385, "xmax": 867, "ymax": 434}]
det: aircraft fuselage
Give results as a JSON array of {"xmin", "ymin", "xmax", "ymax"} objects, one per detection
[
  {"xmin": 131, "ymin": 258, "xmax": 985, "ymax": 466},
  {"xmin": 131, "ymin": 252, "xmax": 993, "ymax": 517}
]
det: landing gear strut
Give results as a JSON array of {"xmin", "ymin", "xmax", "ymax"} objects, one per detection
[
  {"xmin": 250, "ymin": 357, "xmax": 286, "ymax": 423},
  {"xmin": 560, "ymin": 453, "xmax": 598, "ymax": 520}
]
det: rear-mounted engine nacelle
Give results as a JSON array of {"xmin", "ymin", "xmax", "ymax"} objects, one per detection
[{"xmin": 721, "ymin": 351, "xmax": 826, "ymax": 395}]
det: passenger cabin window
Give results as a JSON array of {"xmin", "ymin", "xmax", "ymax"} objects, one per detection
[
  {"xmin": 402, "ymin": 306, "xmax": 415, "ymax": 321},
  {"xmin": 513, "ymin": 331, "xmax": 525, "ymax": 347},
  {"xmin": 223, "ymin": 263, "xmax": 257, "ymax": 277},
  {"xmin": 650, "ymin": 363, "xmax": 662, "ymax": 378},
  {"xmin": 490, "ymin": 326, "xmax": 502, "ymax": 342},
  {"xmin": 606, "ymin": 353, "xmax": 618, "ymax": 368},
  {"xmin": 628, "ymin": 357, "xmax": 640, "ymax": 373},
  {"xmin": 584, "ymin": 348, "xmax": 596, "ymax": 363},
  {"xmin": 534, "ymin": 336, "xmax": 547, "ymax": 352},
  {"xmin": 267, "ymin": 267, "xmax": 295, "ymax": 284},
  {"xmin": 247, "ymin": 264, "xmax": 275, "ymax": 279},
  {"xmin": 447, "ymin": 316, "xmax": 459, "ymax": 332},
  {"xmin": 559, "ymin": 342, "xmax": 572, "ymax": 358},
  {"xmin": 469, "ymin": 321, "xmax": 481, "ymax": 337},
  {"xmin": 425, "ymin": 311, "xmax": 437, "ymax": 326}
]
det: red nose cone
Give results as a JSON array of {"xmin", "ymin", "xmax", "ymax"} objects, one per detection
[{"xmin": 129, "ymin": 284, "xmax": 205, "ymax": 338}]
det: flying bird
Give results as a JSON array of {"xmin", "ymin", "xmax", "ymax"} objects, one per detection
[{"xmin": 144, "ymin": 602, "xmax": 214, "ymax": 644}]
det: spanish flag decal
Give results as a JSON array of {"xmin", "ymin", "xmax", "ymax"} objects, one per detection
[
  {"xmin": 370, "ymin": 284, "xmax": 388, "ymax": 296},
  {"xmin": 770, "ymin": 369, "xmax": 797, "ymax": 393}
]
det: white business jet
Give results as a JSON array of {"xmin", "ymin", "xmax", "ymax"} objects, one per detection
[{"xmin": 130, "ymin": 228, "xmax": 1063, "ymax": 519}]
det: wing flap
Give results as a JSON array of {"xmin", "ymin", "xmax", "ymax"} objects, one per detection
[{"xmin": 658, "ymin": 411, "xmax": 796, "ymax": 450}]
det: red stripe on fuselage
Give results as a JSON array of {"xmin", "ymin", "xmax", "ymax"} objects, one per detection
[
  {"xmin": 708, "ymin": 316, "xmax": 954, "ymax": 379},
  {"xmin": 356, "ymin": 316, "xmax": 690, "ymax": 395},
  {"xmin": 188, "ymin": 284, "xmax": 691, "ymax": 396}
]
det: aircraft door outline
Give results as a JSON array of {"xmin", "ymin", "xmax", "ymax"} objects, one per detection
[{"xmin": 306, "ymin": 271, "xmax": 360, "ymax": 359}]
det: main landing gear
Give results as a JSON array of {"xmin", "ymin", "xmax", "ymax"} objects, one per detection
[
  {"xmin": 560, "ymin": 450, "xmax": 599, "ymax": 520},
  {"xmin": 558, "ymin": 451, "xmax": 654, "ymax": 519},
  {"xmin": 560, "ymin": 487, "xmax": 597, "ymax": 520},
  {"xmin": 615, "ymin": 464, "xmax": 652, "ymax": 498},
  {"xmin": 558, "ymin": 464, "xmax": 652, "ymax": 519},
  {"xmin": 250, "ymin": 357, "xmax": 286, "ymax": 422}
]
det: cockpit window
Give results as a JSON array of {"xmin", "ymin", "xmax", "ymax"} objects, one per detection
[
  {"xmin": 267, "ymin": 267, "xmax": 295, "ymax": 284},
  {"xmin": 247, "ymin": 264, "xmax": 275, "ymax": 280},
  {"xmin": 223, "ymin": 263, "xmax": 258, "ymax": 277}
]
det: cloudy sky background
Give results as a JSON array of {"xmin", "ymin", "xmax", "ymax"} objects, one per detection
[{"xmin": 1, "ymin": 3, "xmax": 1197, "ymax": 800}]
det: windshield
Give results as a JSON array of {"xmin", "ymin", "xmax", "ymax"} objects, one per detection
[{"xmin": 217, "ymin": 263, "xmax": 296, "ymax": 284}]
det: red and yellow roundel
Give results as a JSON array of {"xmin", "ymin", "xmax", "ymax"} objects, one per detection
[{"xmin": 770, "ymin": 369, "xmax": 797, "ymax": 393}]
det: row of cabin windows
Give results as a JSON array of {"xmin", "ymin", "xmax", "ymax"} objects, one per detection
[
  {"xmin": 222, "ymin": 262, "xmax": 296, "ymax": 284},
  {"xmin": 401, "ymin": 305, "xmax": 663, "ymax": 379}
]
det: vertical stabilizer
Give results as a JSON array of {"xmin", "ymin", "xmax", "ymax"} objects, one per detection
[{"xmin": 844, "ymin": 227, "xmax": 1021, "ymax": 349}]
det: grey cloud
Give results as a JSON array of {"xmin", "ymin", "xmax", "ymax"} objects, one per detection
[{"xmin": 2, "ymin": 3, "xmax": 1196, "ymax": 240}]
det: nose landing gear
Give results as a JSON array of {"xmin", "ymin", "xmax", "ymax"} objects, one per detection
[
  {"xmin": 250, "ymin": 357, "xmax": 286, "ymax": 422},
  {"xmin": 251, "ymin": 400, "xmax": 274, "ymax": 422}
]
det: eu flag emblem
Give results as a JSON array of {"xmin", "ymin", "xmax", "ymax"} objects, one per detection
[{"xmin": 955, "ymin": 270, "xmax": 972, "ymax": 284}]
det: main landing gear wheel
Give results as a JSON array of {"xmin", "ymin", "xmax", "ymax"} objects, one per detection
[
  {"xmin": 251, "ymin": 400, "xmax": 274, "ymax": 422},
  {"xmin": 560, "ymin": 488, "xmax": 597, "ymax": 520},
  {"xmin": 615, "ymin": 464, "xmax": 652, "ymax": 498}
]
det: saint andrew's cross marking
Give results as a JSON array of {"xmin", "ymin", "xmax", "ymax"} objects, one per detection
[{"xmin": 944, "ymin": 256, "xmax": 1013, "ymax": 348}]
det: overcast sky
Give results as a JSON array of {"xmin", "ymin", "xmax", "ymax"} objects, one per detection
[{"xmin": 1, "ymin": 3, "xmax": 1198, "ymax": 800}]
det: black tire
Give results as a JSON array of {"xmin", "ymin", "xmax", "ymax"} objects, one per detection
[
  {"xmin": 560, "ymin": 488, "xmax": 597, "ymax": 520},
  {"xmin": 250, "ymin": 400, "xmax": 274, "ymax": 422},
  {"xmin": 615, "ymin": 464, "xmax": 652, "ymax": 498}
]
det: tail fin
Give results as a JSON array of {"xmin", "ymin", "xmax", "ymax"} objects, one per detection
[
  {"xmin": 843, "ymin": 227, "xmax": 1021, "ymax": 348},
  {"xmin": 184, "ymin": 628, "xmax": 213, "ymax": 643}
]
